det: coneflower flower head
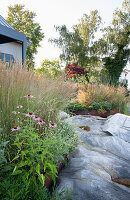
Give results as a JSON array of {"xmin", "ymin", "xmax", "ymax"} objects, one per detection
[
  {"xmin": 24, "ymin": 94, "xmax": 34, "ymax": 98},
  {"xmin": 17, "ymin": 105, "xmax": 23, "ymax": 108},
  {"xmin": 33, "ymin": 115, "xmax": 40, "ymax": 121},
  {"xmin": 37, "ymin": 120, "xmax": 45, "ymax": 125},
  {"xmin": 11, "ymin": 126, "xmax": 20, "ymax": 131},
  {"xmin": 49, "ymin": 122, "xmax": 57, "ymax": 127},
  {"xmin": 26, "ymin": 112, "xmax": 35, "ymax": 117}
]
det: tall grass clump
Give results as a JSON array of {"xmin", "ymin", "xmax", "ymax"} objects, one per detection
[
  {"xmin": 77, "ymin": 83, "xmax": 128, "ymax": 110},
  {"xmin": 0, "ymin": 61, "xmax": 77, "ymax": 142}
]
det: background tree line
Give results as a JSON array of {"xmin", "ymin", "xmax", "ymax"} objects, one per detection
[{"xmin": 7, "ymin": 0, "xmax": 130, "ymax": 85}]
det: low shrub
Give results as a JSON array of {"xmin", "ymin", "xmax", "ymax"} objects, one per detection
[
  {"xmin": 91, "ymin": 101, "xmax": 114, "ymax": 111},
  {"xmin": 67, "ymin": 102, "xmax": 89, "ymax": 111},
  {"xmin": 67, "ymin": 101, "xmax": 115, "ymax": 113}
]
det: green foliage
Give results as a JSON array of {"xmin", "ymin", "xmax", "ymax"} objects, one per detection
[
  {"xmin": 10, "ymin": 108, "xmax": 77, "ymax": 188},
  {"xmin": 50, "ymin": 10, "xmax": 102, "ymax": 70},
  {"xmin": 0, "ymin": 104, "xmax": 77, "ymax": 199},
  {"xmin": 67, "ymin": 102, "xmax": 90, "ymax": 111},
  {"xmin": 0, "ymin": 173, "xmax": 73, "ymax": 200},
  {"xmin": 91, "ymin": 101, "xmax": 115, "ymax": 111},
  {"xmin": 0, "ymin": 174, "xmax": 51, "ymax": 200},
  {"xmin": 0, "ymin": 98, "xmax": 77, "ymax": 199},
  {"xmin": 36, "ymin": 59, "xmax": 63, "ymax": 77},
  {"xmin": 50, "ymin": 25, "xmax": 86, "ymax": 66},
  {"xmin": 96, "ymin": 0, "xmax": 130, "ymax": 85},
  {"xmin": 12, "ymin": 124, "xmax": 57, "ymax": 187},
  {"xmin": 76, "ymin": 10, "xmax": 101, "ymax": 47},
  {"xmin": 67, "ymin": 101, "xmax": 115, "ymax": 112},
  {"xmin": 6, "ymin": 4, "xmax": 44, "ymax": 69}
]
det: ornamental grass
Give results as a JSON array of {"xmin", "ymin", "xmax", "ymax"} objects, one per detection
[
  {"xmin": 77, "ymin": 83, "xmax": 128, "ymax": 110},
  {"xmin": 0, "ymin": 61, "xmax": 77, "ymax": 141}
]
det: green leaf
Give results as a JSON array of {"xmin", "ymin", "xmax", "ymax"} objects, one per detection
[
  {"xmin": 36, "ymin": 163, "xmax": 40, "ymax": 175},
  {"xmin": 38, "ymin": 173, "xmax": 45, "ymax": 186},
  {"xmin": 12, "ymin": 155, "xmax": 19, "ymax": 161},
  {"xmin": 12, "ymin": 169, "xmax": 22, "ymax": 175}
]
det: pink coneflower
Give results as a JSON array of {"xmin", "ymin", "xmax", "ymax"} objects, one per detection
[
  {"xmin": 33, "ymin": 115, "xmax": 40, "ymax": 121},
  {"xmin": 12, "ymin": 111, "xmax": 20, "ymax": 114},
  {"xmin": 17, "ymin": 105, "xmax": 23, "ymax": 108},
  {"xmin": 37, "ymin": 120, "xmax": 45, "ymax": 125},
  {"xmin": 11, "ymin": 126, "xmax": 20, "ymax": 131},
  {"xmin": 49, "ymin": 122, "xmax": 57, "ymax": 128},
  {"xmin": 26, "ymin": 112, "xmax": 35, "ymax": 117},
  {"xmin": 24, "ymin": 94, "xmax": 34, "ymax": 98}
]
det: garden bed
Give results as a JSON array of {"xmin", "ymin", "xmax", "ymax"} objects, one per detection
[{"xmin": 70, "ymin": 108, "xmax": 119, "ymax": 118}]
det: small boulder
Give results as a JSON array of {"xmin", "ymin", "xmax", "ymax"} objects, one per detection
[
  {"xmin": 103, "ymin": 113, "xmax": 130, "ymax": 143},
  {"xmin": 57, "ymin": 110, "xmax": 70, "ymax": 120}
]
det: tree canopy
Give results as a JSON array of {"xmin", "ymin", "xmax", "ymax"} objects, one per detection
[
  {"xmin": 50, "ymin": 0, "xmax": 130, "ymax": 85},
  {"xmin": 7, "ymin": 4, "xmax": 44, "ymax": 69},
  {"xmin": 94, "ymin": 0, "xmax": 130, "ymax": 84},
  {"xmin": 49, "ymin": 10, "xmax": 102, "ymax": 69},
  {"xmin": 36, "ymin": 59, "xmax": 63, "ymax": 77}
]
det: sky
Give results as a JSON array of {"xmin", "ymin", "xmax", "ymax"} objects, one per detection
[{"xmin": 0, "ymin": 0, "xmax": 124, "ymax": 67}]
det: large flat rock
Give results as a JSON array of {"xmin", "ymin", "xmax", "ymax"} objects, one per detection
[
  {"xmin": 81, "ymin": 135, "xmax": 130, "ymax": 161},
  {"xmin": 58, "ymin": 114, "xmax": 130, "ymax": 200}
]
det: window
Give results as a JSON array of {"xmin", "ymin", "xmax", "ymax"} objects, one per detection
[{"xmin": 0, "ymin": 52, "xmax": 14, "ymax": 63}]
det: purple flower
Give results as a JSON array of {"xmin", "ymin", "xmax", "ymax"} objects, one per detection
[
  {"xmin": 11, "ymin": 126, "xmax": 20, "ymax": 131},
  {"xmin": 37, "ymin": 120, "xmax": 45, "ymax": 125},
  {"xmin": 66, "ymin": 138, "xmax": 69, "ymax": 141},
  {"xmin": 49, "ymin": 123, "xmax": 57, "ymax": 128},
  {"xmin": 33, "ymin": 115, "xmax": 40, "ymax": 121},
  {"xmin": 17, "ymin": 105, "xmax": 23, "ymax": 108},
  {"xmin": 26, "ymin": 112, "xmax": 35, "ymax": 117},
  {"xmin": 24, "ymin": 94, "xmax": 34, "ymax": 98}
]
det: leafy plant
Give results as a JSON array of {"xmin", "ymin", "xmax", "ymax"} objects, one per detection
[
  {"xmin": 10, "ymin": 105, "xmax": 78, "ymax": 188},
  {"xmin": 0, "ymin": 173, "xmax": 73, "ymax": 200},
  {"xmin": 67, "ymin": 102, "xmax": 87, "ymax": 111},
  {"xmin": 92, "ymin": 101, "xmax": 114, "ymax": 111},
  {"xmin": 11, "ymin": 119, "xmax": 58, "ymax": 187},
  {"xmin": 0, "ymin": 173, "xmax": 52, "ymax": 200},
  {"xmin": 0, "ymin": 113, "xmax": 77, "ymax": 199},
  {"xmin": 67, "ymin": 102, "xmax": 93, "ymax": 112}
]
